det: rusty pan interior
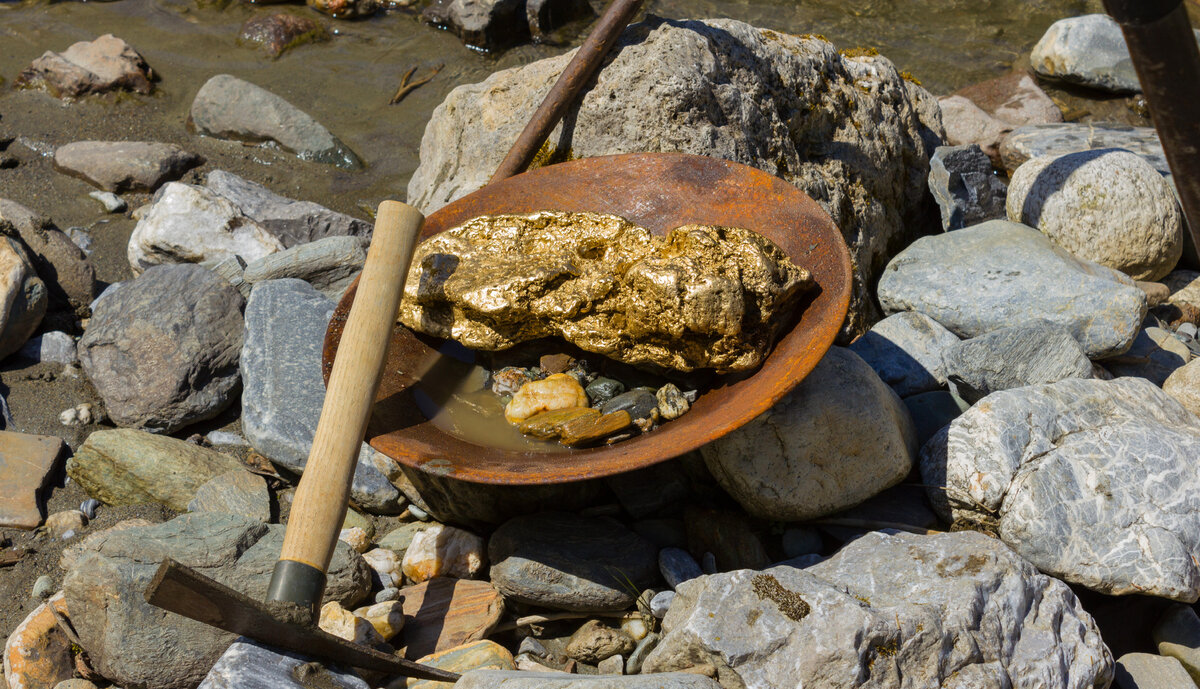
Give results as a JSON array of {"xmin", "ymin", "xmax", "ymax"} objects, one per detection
[{"xmin": 324, "ymin": 152, "xmax": 852, "ymax": 485}]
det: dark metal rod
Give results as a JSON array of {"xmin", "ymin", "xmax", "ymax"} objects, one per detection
[
  {"xmin": 1104, "ymin": 0, "xmax": 1200, "ymax": 264},
  {"xmin": 488, "ymin": 0, "xmax": 644, "ymax": 184}
]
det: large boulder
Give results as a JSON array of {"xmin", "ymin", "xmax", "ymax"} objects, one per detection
[
  {"xmin": 78, "ymin": 264, "xmax": 244, "ymax": 433},
  {"xmin": 406, "ymin": 18, "xmax": 943, "ymax": 339},
  {"xmin": 700, "ymin": 347, "xmax": 916, "ymax": 521},
  {"xmin": 0, "ymin": 199, "xmax": 97, "ymax": 315},
  {"xmin": 1007, "ymin": 149, "xmax": 1183, "ymax": 281},
  {"xmin": 62, "ymin": 513, "xmax": 370, "ymax": 689},
  {"xmin": 643, "ymin": 530, "xmax": 1113, "ymax": 689},
  {"xmin": 241, "ymin": 279, "xmax": 402, "ymax": 513},
  {"xmin": 921, "ymin": 377, "xmax": 1200, "ymax": 601},
  {"xmin": 877, "ymin": 219, "xmax": 1146, "ymax": 358}
]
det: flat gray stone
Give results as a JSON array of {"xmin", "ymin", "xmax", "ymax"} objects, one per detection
[
  {"xmin": 921, "ymin": 377, "xmax": 1200, "ymax": 601},
  {"xmin": 198, "ymin": 638, "xmax": 369, "ymax": 689},
  {"xmin": 943, "ymin": 321, "xmax": 1094, "ymax": 404},
  {"xmin": 1006, "ymin": 149, "xmax": 1183, "ymax": 282},
  {"xmin": 190, "ymin": 75, "xmax": 360, "ymax": 169},
  {"xmin": 206, "ymin": 170, "xmax": 371, "ymax": 249},
  {"xmin": 243, "ymin": 235, "xmax": 367, "ymax": 299},
  {"xmin": 643, "ymin": 530, "xmax": 1113, "ymax": 689},
  {"xmin": 62, "ymin": 513, "xmax": 370, "ymax": 689},
  {"xmin": 187, "ymin": 469, "xmax": 271, "ymax": 522},
  {"xmin": 79, "ymin": 263, "xmax": 243, "ymax": 433},
  {"xmin": 927, "ymin": 144, "xmax": 1007, "ymax": 232},
  {"xmin": 1000, "ymin": 123, "xmax": 1168, "ymax": 179},
  {"xmin": 54, "ymin": 141, "xmax": 201, "ymax": 193},
  {"xmin": 848, "ymin": 311, "xmax": 959, "ymax": 398},
  {"xmin": 1114, "ymin": 653, "xmax": 1197, "ymax": 689},
  {"xmin": 241, "ymin": 279, "xmax": 401, "ymax": 513},
  {"xmin": 17, "ymin": 331, "xmax": 76, "ymax": 366},
  {"xmin": 488, "ymin": 512, "xmax": 658, "ymax": 612},
  {"xmin": 456, "ymin": 671, "xmax": 722, "ymax": 689},
  {"xmin": 701, "ymin": 347, "xmax": 916, "ymax": 521},
  {"xmin": 878, "ymin": 219, "xmax": 1146, "ymax": 358}
]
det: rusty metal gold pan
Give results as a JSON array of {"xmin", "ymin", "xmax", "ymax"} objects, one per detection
[{"xmin": 323, "ymin": 152, "xmax": 852, "ymax": 485}]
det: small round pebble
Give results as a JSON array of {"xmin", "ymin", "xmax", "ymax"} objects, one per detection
[
  {"xmin": 32, "ymin": 574, "xmax": 55, "ymax": 600},
  {"xmin": 407, "ymin": 504, "xmax": 430, "ymax": 521},
  {"xmin": 80, "ymin": 498, "xmax": 101, "ymax": 520},
  {"xmin": 655, "ymin": 383, "xmax": 690, "ymax": 421},
  {"xmin": 585, "ymin": 377, "xmax": 625, "ymax": 406},
  {"xmin": 374, "ymin": 587, "xmax": 400, "ymax": 603},
  {"xmin": 518, "ymin": 636, "xmax": 548, "ymax": 658},
  {"xmin": 61, "ymin": 529, "xmax": 76, "ymax": 540},
  {"xmin": 54, "ymin": 680, "xmax": 99, "ymax": 689},
  {"xmin": 649, "ymin": 590, "xmax": 675, "ymax": 619}
]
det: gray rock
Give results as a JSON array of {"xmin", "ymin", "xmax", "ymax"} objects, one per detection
[
  {"xmin": 241, "ymin": 279, "xmax": 402, "ymax": 513},
  {"xmin": 488, "ymin": 512, "xmax": 659, "ymax": 612},
  {"xmin": 878, "ymin": 219, "xmax": 1147, "ymax": 358},
  {"xmin": 1032, "ymin": 14, "xmax": 1200, "ymax": 94},
  {"xmin": 1154, "ymin": 604, "xmax": 1200, "ymax": 683},
  {"xmin": 88, "ymin": 191, "xmax": 126, "ymax": 213},
  {"xmin": 942, "ymin": 321, "xmax": 1094, "ymax": 403},
  {"xmin": 374, "ymin": 587, "xmax": 399, "ymax": 603},
  {"xmin": 406, "ymin": 17, "xmax": 942, "ymax": 339},
  {"xmin": 625, "ymin": 632, "xmax": 659, "ymax": 675},
  {"xmin": 847, "ymin": 311, "xmax": 959, "ymax": 398},
  {"xmin": 1000, "ymin": 123, "xmax": 1169, "ymax": 180},
  {"xmin": 79, "ymin": 264, "xmax": 243, "ymax": 433},
  {"xmin": 1103, "ymin": 319, "xmax": 1192, "ymax": 386},
  {"xmin": 658, "ymin": 547, "xmax": 703, "ymax": 591},
  {"xmin": 596, "ymin": 655, "xmax": 624, "ymax": 675},
  {"xmin": 31, "ymin": 574, "xmax": 54, "ymax": 600},
  {"xmin": 16, "ymin": 34, "xmax": 154, "ymax": 98},
  {"xmin": 190, "ymin": 75, "xmax": 360, "ymax": 169},
  {"xmin": 1114, "ymin": 653, "xmax": 1196, "ymax": 689},
  {"xmin": 649, "ymin": 590, "xmax": 674, "ymax": 619},
  {"xmin": 377, "ymin": 521, "xmax": 426, "ymax": 554},
  {"xmin": 936, "ymin": 95, "xmax": 1012, "ymax": 163},
  {"xmin": 208, "ymin": 255, "xmax": 251, "ymax": 299},
  {"xmin": 927, "ymin": 144, "xmax": 1007, "ymax": 232},
  {"xmin": 422, "ymin": 0, "xmax": 527, "ymax": 51},
  {"xmin": 242, "ymin": 235, "xmax": 367, "ymax": 299},
  {"xmin": 17, "ymin": 331, "xmax": 76, "ymax": 366},
  {"xmin": 643, "ymin": 530, "xmax": 1113, "ymax": 689},
  {"xmin": 599, "ymin": 389, "xmax": 657, "ymax": 420},
  {"xmin": 1007, "ymin": 149, "xmax": 1183, "ymax": 281},
  {"xmin": 65, "ymin": 227, "xmax": 92, "ymax": 255},
  {"xmin": 921, "ymin": 377, "xmax": 1200, "ymax": 601},
  {"xmin": 205, "ymin": 170, "xmax": 371, "ymax": 249},
  {"xmin": 902, "ymin": 390, "xmax": 967, "ymax": 448},
  {"xmin": 455, "ymin": 670, "xmax": 721, "ymax": 689},
  {"xmin": 53, "ymin": 141, "xmax": 201, "ymax": 193},
  {"xmin": 206, "ymin": 430, "xmax": 248, "ymax": 447},
  {"xmin": 187, "ymin": 469, "xmax": 271, "ymax": 522},
  {"xmin": 128, "ymin": 182, "xmax": 285, "ymax": 275},
  {"xmin": 584, "ymin": 377, "xmax": 624, "ymax": 407},
  {"xmin": 0, "ymin": 198, "xmax": 96, "ymax": 315},
  {"xmin": 701, "ymin": 347, "xmax": 916, "ymax": 521},
  {"xmin": 62, "ymin": 513, "xmax": 369, "ymax": 689},
  {"xmin": 197, "ymin": 638, "xmax": 369, "ymax": 689}
]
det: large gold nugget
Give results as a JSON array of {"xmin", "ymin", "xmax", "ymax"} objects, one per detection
[{"xmin": 398, "ymin": 211, "xmax": 813, "ymax": 373}]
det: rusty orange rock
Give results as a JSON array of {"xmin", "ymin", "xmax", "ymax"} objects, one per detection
[{"xmin": 3, "ymin": 593, "xmax": 74, "ymax": 689}]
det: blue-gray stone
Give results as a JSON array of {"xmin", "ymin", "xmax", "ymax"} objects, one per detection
[
  {"xmin": 585, "ymin": 377, "xmax": 625, "ymax": 407},
  {"xmin": 625, "ymin": 632, "xmax": 660, "ymax": 676},
  {"xmin": 374, "ymin": 587, "xmax": 400, "ymax": 603},
  {"xmin": 1031, "ymin": 14, "xmax": 1144, "ymax": 93},
  {"xmin": 600, "ymin": 389, "xmax": 658, "ymax": 420},
  {"xmin": 877, "ymin": 220, "xmax": 1146, "ymax": 358},
  {"xmin": 659, "ymin": 547, "xmax": 702, "ymax": 590},
  {"xmin": 18, "ymin": 331, "xmax": 76, "ymax": 365},
  {"xmin": 240, "ymin": 279, "xmax": 402, "ymax": 514},
  {"xmin": 206, "ymin": 171, "xmax": 371, "ymax": 249},
  {"xmin": 928, "ymin": 144, "xmax": 1007, "ymax": 232},
  {"xmin": 650, "ymin": 590, "xmax": 675, "ymax": 619},
  {"xmin": 848, "ymin": 311, "xmax": 959, "ymax": 398},
  {"xmin": 79, "ymin": 498, "xmax": 101, "ymax": 520},
  {"xmin": 198, "ymin": 638, "xmax": 369, "ymax": 689},
  {"xmin": 1000, "ymin": 123, "xmax": 1168, "ymax": 181},
  {"xmin": 943, "ymin": 321, "xmax": 1095, "ymax": 404}
]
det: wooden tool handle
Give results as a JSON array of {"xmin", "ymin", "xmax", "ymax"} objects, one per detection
[
  {"xmin": 280, "ymin": 201, "xmax": 424, "ymax": 573},
  {"xmin": 488, "ymin": 0, "xmax": 644, "ymax": 183}
]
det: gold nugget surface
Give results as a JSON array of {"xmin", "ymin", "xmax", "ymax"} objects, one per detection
[{"xmin": 398, "ymin": 211, "xmax": 813, "ymax": 372}]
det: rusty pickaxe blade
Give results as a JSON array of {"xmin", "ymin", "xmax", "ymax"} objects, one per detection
[{"xmin": 145, "ymin": 558, "xmax": 461, "ymax": 683}]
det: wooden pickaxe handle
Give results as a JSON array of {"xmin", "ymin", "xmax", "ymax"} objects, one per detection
[{"xmin": 266, "ymin": 200, "xmax": 424, "ymax": 613}]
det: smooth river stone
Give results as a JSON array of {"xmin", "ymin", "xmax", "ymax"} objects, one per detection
[
  {"xmin": 921, "ymin": 377, "xmax": 1200, "ymax": 601},
  {"xmin": 518, "ymin": 407, "xmax": 598, "ymax": 439},
  {"xmin": 877, "ymin": 219, "xmax": 1146, "ymax": 358}
]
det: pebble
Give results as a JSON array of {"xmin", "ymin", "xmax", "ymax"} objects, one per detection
[
  {"xmin": 60, "ymin": 530, "xmax": 75, "ymax": 541},
  {"xmin": 338, "ymin": 527, "xmax": 371, "ymax": 553},
  {"xmin": 401, "ymin": 523, "xmax": 486, "ymax": 583},
  {"xmin": 585, "ymin": 377, "xmax": 625, "ymax": 406},
  {"xmin": 58, "ymin": 404, "xmax": 97, "ymax": 426},
  {"xmin": 650, "ymin": 590, "xmax": 675, "ymax": 619},
  {"xmin": 600, "ymin": 388, "xmax": 658, "ymax": 420},
  {"xmin": 374, "ymin": 587, "xmax": 400, "ymax": 603},
  {"xmin": 204, "ymin": 431, "xmax": 247, "ymax": 447},
  {"xmin": 597, "ymin": 654, "xmax": 625, "ymax": 675},
  {"xmin": 44, "ymin": 510, "xmax": 85, "ymax": 538},
  {"xmin": 504, "ymin": 373, "xmax": 589, "ymax": 424},
  {"xmin": 927, "ymin": 144, "xmax": 1007, "ymax": 232},
  {"xmin": 317, "ymin": 601, "xmax": 385, "ymax": 647},
  {"xmin": 491, "ymin": 367, "xmax": 537, "ymax": 396},
  {"xmin": 88, "ymin": 191, "xmax": 126, "ymax": 213},
  {"xmin": 79, "ymin": 498, "xmax": 100, "ymax": 520},
  {"xmin": 655, "ymin": 383, "xmax": 690, "ymax": 421},
  {"xmin": 352, "ymin": 600, "xmax": 404, "ymax": 641},
  {"xmin": 565, "ymin": 619, "xmax": 635, "ymax": 664},
  {"xmin": 64, "ymin": 227, "xmax": 92, "ymax": 255},
  {"xmin": 18, "ymin": 331, "xmax": 77, "ymax": 366},
  {"xmin": 659, "ymin": 547, "xmax": 703, "ymax": 590},
  {"xmin": 517, "ymin": 637, "xmax": 548, "ymax": 658},
  {"xmin": 361, "ymin": 548, "xmax": 403, "ymax": 589},
  {"xmin": 32, "ymin": 575, "xmax": 54, "ymax": 600},
  {"xmin": 408, "ymin": 503, "xmax": 431, "ymax": 521},
  {"xmin": 625, "ymin": 632, "xmax": 660, "ymax": 675}
]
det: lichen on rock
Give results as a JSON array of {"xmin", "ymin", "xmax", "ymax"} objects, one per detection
[{"xmin": 397, "ymin": 211, "xmax": 812, "ymax": 373}]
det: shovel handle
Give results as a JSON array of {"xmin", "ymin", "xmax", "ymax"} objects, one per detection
[{"xmin": 268, "ymin": 201, "xmax": 424, "ymax": 612}]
